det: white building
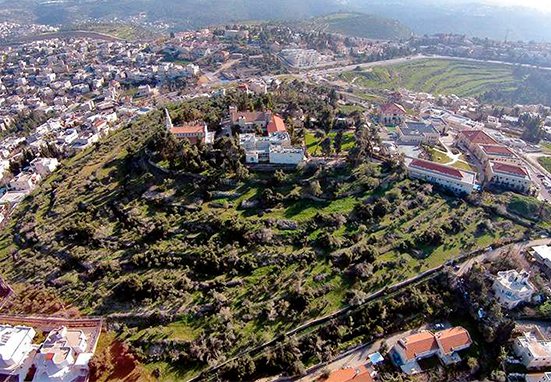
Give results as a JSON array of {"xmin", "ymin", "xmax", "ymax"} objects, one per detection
[
  {"xmin": 0, "ymin": 325, "xmax": 36, "ymax": 381},
  {"xmin": 526, "ymin": 372, "xmax": 551, "ymax": 382},
  {"xmin": 8, "ymin": 173, "xmax": 41, "ymax": 192},
  {"xmin": 478, "ymin": 145, "xmax": 522, "ymax": 166},
  {"xmin": 485, "ymin": 161, "xmax": 532, "ymax": 194},
  {"xmin": 239, "ymin": 132, "xmax": 305, "ymax": 165},
  {"xmin": 280, "ymin": 49, "xmax": 323, "ymax": 68},
  {"xmin": 397, "ymin": 121, "xmax": 440, "ymax": 145},
  {"xmin": 404, "ymin": 157, "xmax": 477, "ymax": 195},
  {"xmin": 514, "ymin": 328, "xmax": 551, "ymax": 370},
  {"xmin": 531, "ymin": 245, "xmax": 551, "ymax": 270},
  {"xmin": 492, "ymin": 270, "xmax": 535, "ymax": 309},
  {"xmin": 32, "ymin": 326, "xmax": 94, "ymax": 382}
]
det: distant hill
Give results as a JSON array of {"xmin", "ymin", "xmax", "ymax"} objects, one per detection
[
  {"xmin": 1, "ymin": 0, "xmax": 551, "ymax": 41},
  {"xmin": 301, "ymin": 12, "xmax": 413, "ymax": 40}
]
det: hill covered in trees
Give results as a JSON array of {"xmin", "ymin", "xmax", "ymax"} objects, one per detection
[
  {"xmin": 300, "ymin": 12, "xmax": 412, "ymax": 41},
  {"xmin": 0, "ymin": 85, "xmax": 541, "ymax": 380}
]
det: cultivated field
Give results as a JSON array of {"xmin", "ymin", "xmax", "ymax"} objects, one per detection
[{"xmin": 340, "ymin": 58, "xmax": 521, "ymax": 99}]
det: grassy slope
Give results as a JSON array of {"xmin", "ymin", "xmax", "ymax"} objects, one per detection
[
  {"xmin": 302, "ymin": 12, "xmax": 412, "ymax": 40},
  {"xmin": 538, "ymin": 156, "xmax": 551, "ymax": 173},
  {"xmin": 340, "ymin": 58, "xmax": 522, "ymax": 100},
  {"xmin": 0, "ymin": 107, "xmax": 532, "ymax": 380}
]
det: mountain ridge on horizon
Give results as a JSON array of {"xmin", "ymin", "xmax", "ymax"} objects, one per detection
[{"xmin": 1, "ymin": 0, "xmax": 551, "ymax": 42}]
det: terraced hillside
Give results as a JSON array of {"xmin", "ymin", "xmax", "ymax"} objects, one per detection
[
  {"xmin": 340, "ymin": 58, "xmax": 551, "ymax": 105},
  {"xmin": 0, "ymin": 92, "xmax": 544, "ymax": 380},
  {"xmin": 301, "ymin": 12, "xmax": 412, "ymax": 40}
]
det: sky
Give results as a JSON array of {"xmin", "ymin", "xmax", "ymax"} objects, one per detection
[{"xmin": 484, "ymin": 0, "xmax": 551, "ymax": 12}]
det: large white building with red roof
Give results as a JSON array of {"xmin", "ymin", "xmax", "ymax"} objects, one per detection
[
  {"xmin": 457, "ymin": 129, "xmax": 499, "ymax": 161},
  {"xmin": 486, "ymin": 161, "xmax": 532, "ymax": 193},
  {"xmin": 405, "ymin": 157, "xmax": 477, "ymax": 195},
  {"xmin": 479, "ymin": 145, "xmax": 522, "ymax": 166},
  {"xmin": 165, "ymin": 109, "xmax": 214, "ymax": 144}
]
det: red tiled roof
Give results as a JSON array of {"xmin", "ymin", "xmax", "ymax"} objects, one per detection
[
  {"xmin": 492, "ymin": 162, "xmax": 528, "ymax": 177},
  {"xmin": 230, "ymin": 110, "xmax": 270, "ymax": 124},
  {"xmin": 481, "ymin": 145, "xmax": 515, "ymax": 156},
  {"xmin": 171, "ymin": 124, "xmax": 205, "ymax": 135},
  {"xmin": 435, "ymin": 327, "xmax": 472, "ymax": 355},
  {"xmin": 320, "ymin": 366, "xmax": 374, "ymax": 382},
  {"xmin": 380, "ymin": 103, "xmax": 406, "ymax": 115},
  {"xmin": 398, "ymin": 331, "xmax": 438, "ymax": 361},
  {"xmin": 460, "ymin": 130, "xmax": 498, "ymax": 145},
  {"xmin": 267, "ymin": 115, "xmax": 286, "ymax": 134},
  {"xmin": 410, "ymin": 159, "xmax": 464, "ymax": 179}
]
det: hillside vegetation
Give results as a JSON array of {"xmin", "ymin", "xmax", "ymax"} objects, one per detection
[
  {"xmin": 340, "ymin": 58, "xmax": 551, "ymax": 106},
  {"xmin": 300, "ymin": 12, "xmax": 412, "ymax": 40},
  {"xmin": 0, "ymin": 88, "xmax": 538, "ymax": 380},
  {"xmin": 67, "ymin": 23, "xmax": 161, "ymax": 41}
]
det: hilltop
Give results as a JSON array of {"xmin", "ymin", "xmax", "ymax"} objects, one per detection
[
  {"xmin": 0, "ymin": 84, "xmax": 544, "ymax": 380},
  {"xmin": 300, "ymin": 12, "xmax": 413, "ymax": 40}
]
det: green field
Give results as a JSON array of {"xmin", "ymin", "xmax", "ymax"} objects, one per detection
[
  {"xmin": 68, "ymin": 23, "xmax": 160, "ymax": 41},
  {"xmin": 341, "ymin": 59, "xmax": 519, "ymax": 99},
  {"xmin": 305, "ymin": 130, "xmax": 355, "ymax": 156},
  {"xmin": 426, "ymin": 147, "xmax": 474, "ymax": 172},
  {"xmin": 538, "ymin": 156, "xmax": 551, "ymax": 173}
]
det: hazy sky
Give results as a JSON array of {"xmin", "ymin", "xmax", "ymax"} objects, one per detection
[{"xmin": 485, "ymin": 0, "xmax": 551, "ymax": 11}]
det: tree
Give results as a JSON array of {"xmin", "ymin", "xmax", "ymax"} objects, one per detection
[
  {"xmin": 309, "ymin": 180, "xmax": 322, "ymax": 197},
  {"xmin": 520, "ymin": 112, "xmax": 544, "ymax": 143},
  {"xmin": 320, "ymin": 136, "xmax": 332, "ymax": 157},
  {"xmin": 320, "ymin": 106, "xmax": 335, "ymax": 134},
  {"xmin": 334, "ymin": 130, "xmax": 344, "ymax": 154},
  {"xmin": 348, "ymin": 124, "xmax": 381, "ymax": 165}
]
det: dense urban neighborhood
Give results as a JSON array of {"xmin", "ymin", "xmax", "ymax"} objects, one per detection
[{"xmin": 3, "ymin": 3, "xmax": 551, "ymax": 382}]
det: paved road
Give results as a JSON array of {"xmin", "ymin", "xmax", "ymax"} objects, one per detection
[
  {"xmin": 301, "ymin": 54, "xmax": 551, "ymax": 78},
  {"xmin": 522, "ymin": 152, "xmax": 551, "ymax": 202},
  {"xmin": 455, "ymin": 238, "xmax": 551, "ymax": 277}
]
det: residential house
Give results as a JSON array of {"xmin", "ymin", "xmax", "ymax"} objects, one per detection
[
  {"xmin": 0, "ymin": 325, "xmax": 36, "ymax": 381},
  {"xmin": 8, "ymin": 173, "xmax": 41, "ymax": 192},
  {"xmin": 380, "ymin": 103, "xmax": 406, "ymax": 126},
  {"xmin": 391, "ymin": 327, "xmax": 472, "ymax": 374},
  {"xmin": 319, "ymin": 365, "xmax": 374, "ymax": 382},
  {"xmin": 492, "ymin": 270, "xmax": 535, "ymax": 309},
  {"xmin": 514, "ymin": 328, "xmax": 551, "ymax": 369},
  {"xmin": 530, "ymin": 245, "xmax": 551, "ymax": 272},
  {"xmin": 404, "ymin": 157, "xmax": 477, "ymax": 195},
  {"xmin": 397, "ymin": 121, "xmax": 440, "ymax": 145},
  {"xmin": 30, "ymin": 158, "xmax": 59, "ymax": 177},
  {"xmin": 32, "ymin": 326, "xmax": 94, "ymax": 382},
  {"xmin": 485, "ymin": 161, "xmax": 532, "ymax": 193}
]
